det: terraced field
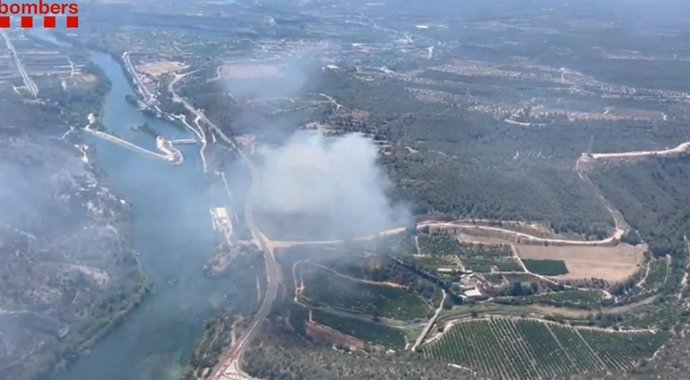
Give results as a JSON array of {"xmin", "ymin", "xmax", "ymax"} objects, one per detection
[
  {"xmin": 423, "ymin": 318, "xmax": 668, "ymax": 379},
  {"xmin": 496, "ymin": 289, "xmax": 606, "ymax": 308},
  {"xmin": 301, "ymin": 268, "xmax": 432, "ymax": 320},
  {"xmin": 619, "ymin": 256, "xmax": 670, "ymax": 303},
  {"xmin": 418, "ymin": 234, "xmax": 512, "ymax": 258},
  {"xmin": 417, "ymin": 233, "xmax": 522, "ymax": 273},
  {"xmin": 311, "ymin": 309, "xmax": 407, "ymax": 349}
]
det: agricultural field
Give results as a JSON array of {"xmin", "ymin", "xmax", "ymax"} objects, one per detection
[
  {"xmin": 417, "ymin": 233, "xmax": 467, "ymax": 256},
  {"xmin": 495, "ymin": 290, "xmax": 606, "ymax": 308},
  {"xmin": 311, "ymin": 310, "xmax": 407, "ymax": 349},
  {"xmin": 482, "ymin": 273, "xmax": 561, "ymax": 292},
  {"xmin": 618, "ymin": 257, "xmax": 671, "ymax": 303},
  {"xmin": 417, "ymin": 233, "xmax": 522, "ymax": 273},
  {"xmin": 419, "ymin": 234, "xmax": 512, "ymax": 258},
  {"xmin": 515, "ymin": 243, "xmax": 646, "ymax": 282},
  {"xmin": 423, "ymin": 318, "xmax": 669, "ymax": 379},
  {"xmin": 301, "ymin": 268, "xmax": 432, "ymax": 320},
  {"xmin": 462, "ymin": 257, "xmax": 523, "ymax": 273},
  {"xmin": 522, "ymin": 259, "xmax": 569, "ymax": 276},
  {"xmin": 619, "ymin": 298, "xmax": 684, "ymax": 331}
]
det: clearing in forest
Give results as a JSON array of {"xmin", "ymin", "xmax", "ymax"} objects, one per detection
[{"xmin": 515, "ymin": 244, "xmax": 646, "ymax": 282}]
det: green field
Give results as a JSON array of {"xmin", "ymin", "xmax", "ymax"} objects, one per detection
[
  {"xmin": 301, "ymin": 269, "xmax": 431, "ymax": 320},
  {"xmin": 423, "ymin": 318, "xmax": 669, "ymax": 379},
  {"xmin": 311, "ymin": 310, "xmax": 407, "ymax": 349},
  {"xmin": 522, "ymin": 259, "xmax": 569, "ymax": 276}
]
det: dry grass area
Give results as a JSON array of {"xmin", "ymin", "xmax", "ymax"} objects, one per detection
[
  {"xmin": 458, "ymin": 232, "xmax": 514, "ymax": 245},
  {"xmin": 516, "ymin": 243, "xmax": 647, "ymax": 282},
  {"xmin": 136, "ymin": 61, "xmax": 187, "ymax": 77},
  {"xmin": 219, "ymin": 63, "xmax": 284, "ymax": 79}
]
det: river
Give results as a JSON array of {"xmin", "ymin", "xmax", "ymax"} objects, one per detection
[{"xmin": 32, "ymin": 32, "xmax": 238, "ymax": 380}]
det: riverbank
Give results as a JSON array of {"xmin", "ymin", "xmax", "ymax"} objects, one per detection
[{"xmin": 39, "ymin": 31, "xmax": 250, "ymax": 380}]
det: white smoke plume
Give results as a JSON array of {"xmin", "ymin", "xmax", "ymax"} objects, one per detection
[{"xmin": 253, "ymin": 131, "xmax": 410, "ymax": 239}]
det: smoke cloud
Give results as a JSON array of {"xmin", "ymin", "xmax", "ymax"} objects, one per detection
[{"xmin": 253, "ymin": 131, "xmax": 410, "ymax": 239}]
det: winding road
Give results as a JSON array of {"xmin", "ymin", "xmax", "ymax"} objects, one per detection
[{"xmin": 164, "ymin": 68, "xmax": 690, "ymax": 379}]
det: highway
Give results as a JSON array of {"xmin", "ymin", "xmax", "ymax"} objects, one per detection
[
  {"xmin": 2, "ymin": 30, "xmax": 38, "ymax": 97},
  {"xmin": 169, "ymin": 78, "xmax": 281, "ymax": 380}
]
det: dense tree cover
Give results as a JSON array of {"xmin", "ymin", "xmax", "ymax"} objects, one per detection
[
  {"xmin": 322, "ymin": 256, "xmax": 442, "ymax": 304},
  {"xmin": 592, "ymin": 157, "xmax": 690, "ymax": 258},
  {"xmin": 39, "ymin": 61, "xmax": 112, "ymax": 127},
  {"xmin": 244, "ymin": 324, "xmax": 474, "ymax": 380},
  {"xmin": 174, "ymin": 39, "xmax": 690, "ymax": 239}
]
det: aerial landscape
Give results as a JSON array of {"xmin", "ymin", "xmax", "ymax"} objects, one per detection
[{"xmin": 0, "ymin": 0, "xmax": 689, "ymax": 379}]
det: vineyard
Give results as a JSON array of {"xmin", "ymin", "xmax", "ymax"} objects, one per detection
[
  {"xmin": 423, "ymin": 318, "xmax": 668, "ymax": 379},
  {"xmin": 522, "ymin": 259, "xmax": 569, "ymax": 276}
]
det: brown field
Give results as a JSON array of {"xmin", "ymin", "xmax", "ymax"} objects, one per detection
[
  {"xmin": 219, "ymin": 63, "xmax": 284, "ymax": 79},
  {"xmin": 516, "ymin": 243, "xmax": 647, "ymax": 282}
]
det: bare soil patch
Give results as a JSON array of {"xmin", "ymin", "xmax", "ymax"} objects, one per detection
[{"xmin": 516, "ymin": 243, "xmax": 646, "ymax": 282}]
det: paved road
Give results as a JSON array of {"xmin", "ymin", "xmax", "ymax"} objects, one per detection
[
  {"xmin": 172, "ymin": 84, "xmax": 281, "ymax": 380},
  {"xmin": 2, "ymin": 30, "xmax": 38, "ymax": 97},
  {"xmin": 170, "ymin": 73, "xmax": 690, "ymax": 379}
]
